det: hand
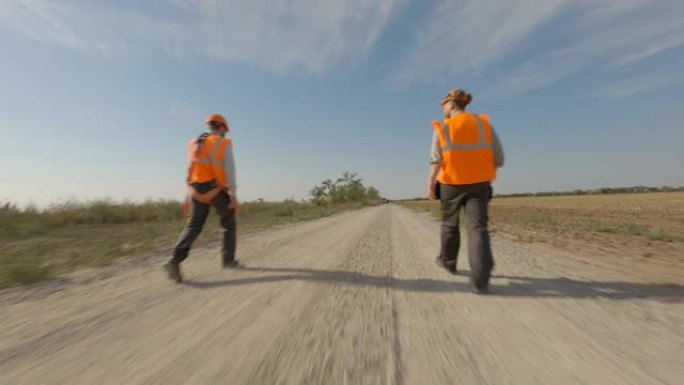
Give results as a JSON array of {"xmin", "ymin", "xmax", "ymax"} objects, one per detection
[
  {"xmin": 428, "ymin": 181, "xmax": 437, "ymax": 200},
  {"xmin": 229, "ymin": 198, "xmax": 242, "ymax": 213}
]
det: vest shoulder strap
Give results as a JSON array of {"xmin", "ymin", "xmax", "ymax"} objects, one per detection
[
  {"xmin": 194, "ymin": 133, "xmax": 211, "ymax": 154},
  {"xmin": 478, "ymin": 113, "xmax": 491, "ymax": 126}
]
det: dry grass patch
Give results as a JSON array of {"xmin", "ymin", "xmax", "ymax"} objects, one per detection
[
  {"xmin": 0, "ymin": 200, "xmax": 367, "ymax": 288},
  {"xmin": 400, "ymin": 192, "xmax": 684, "ymax": 263}
]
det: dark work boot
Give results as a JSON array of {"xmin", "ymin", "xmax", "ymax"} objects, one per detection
[
  {"xmin": 164, "ymin": 262, "xmax": 183, "ymax": 283},
  {"xmin": 222, "ymin": 260, "xmax": 241, "ymax": 269},
  {"xmin": 470, "ymin": 277, "xmax": 489, "ymax": 294},
  {"xmin": 471, "ymin": 284, "xmax": 489, "ymax": 295},
  {"xmin": 435, "ymin": 256, "xmax": 458, "ymax": 275}
]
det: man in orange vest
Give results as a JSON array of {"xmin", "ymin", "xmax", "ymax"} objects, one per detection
[
  {"xmin": 428, "ymin": 88, "xmax": 504, "ymax": 294},
  {"xmin": 164, "ymin": 113, "xmax": 241, "ymax": 282}
]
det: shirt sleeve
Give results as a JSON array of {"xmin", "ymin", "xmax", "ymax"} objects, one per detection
[
  {"xmin": 223, "ymin": 141, "xmax": 238, "ymax": 199},
  {"xmin": 430, "ymin": 131, "xmax": 442, "ymax": 164},
  {"xmin": 491, "ymin": 127, "xmax": 505, "ymax": 168}
]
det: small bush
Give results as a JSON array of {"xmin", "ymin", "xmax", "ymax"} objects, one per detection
[{"xmin": 310, "ymin": 172, "xmax": 381, "ymax": 206}]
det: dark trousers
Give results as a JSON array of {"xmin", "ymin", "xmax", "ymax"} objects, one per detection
[
  {"xmin": 439, "ymin": 182, "xmax": 494, "ymax": 288},
  {"xmin": 171, "ymin": 184, "xmax": 236, "ymax": 265}
]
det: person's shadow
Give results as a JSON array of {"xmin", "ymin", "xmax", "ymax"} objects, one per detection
[{"xmin": 183, "ymin": 266, "xmax": 683, "ymax": 303}]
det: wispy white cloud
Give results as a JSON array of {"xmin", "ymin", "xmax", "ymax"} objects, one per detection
[
  {"xmin": 500, "ymin": 1, "xmax": 684, "ymax": 93},
  {"xmin": 397, "ymin": 0, "xmax": 684, "ymax": 94},
  {"xmin": 191, "ymin": 0, "xmax": 402, "ymax": 73},
  {"xmin": 0, "ymin": 0, "xmax": 402, "ymax": 73},
  {"xmin": 0, "ymin": 1, "xmax": 192, "ymax": 57},
  {"xmin": 0, "ymin": 1, "xmax": 115, "ymax": 55},
  {"xmin": 611, "ymin": 33, "xmax": 684, "ymax": 67},
  {"xmin": 3, "ymin": 0, "xmax": 683, "ymax": 93},
  {"xmin": 578, "ymin": 0, "xmax": 653, "ymax": 22},
  {"xmin": 395, "ymin": 0, "xmax": 568, "ymax": 85},
  {"xmin": 599, "ymin": 74, "xmax": 684, "ymax": 98}
]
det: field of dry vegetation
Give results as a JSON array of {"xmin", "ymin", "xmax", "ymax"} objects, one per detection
[
  {"xmin": 0, "ymin": 200, "xmax": 368, "ymax": 288},
  {"xmin": 0, "ymin": 172, "xmax": 383, "ymax": 288},
  {"xmin": 402, "ymin": 191, "xmax": 684, "ymax": 266}
]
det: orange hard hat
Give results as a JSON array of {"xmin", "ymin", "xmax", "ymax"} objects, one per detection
[{"xmin": 205, "ymin": 113, "xmax": 228, "ymax": 127}]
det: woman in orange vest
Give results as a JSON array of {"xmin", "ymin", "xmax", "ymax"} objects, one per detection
[
  {"xmin": 164, "ymin": 113, "xmax": 241, "ymax": 283},
  {"xmin": 427, "ymin": 88, "xmax": 504, "ymax": 293}
]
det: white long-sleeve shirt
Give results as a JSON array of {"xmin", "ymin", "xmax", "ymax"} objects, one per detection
[{"xmin": 223, "ymin": 140, "xmax": 238, "ymax": 199}]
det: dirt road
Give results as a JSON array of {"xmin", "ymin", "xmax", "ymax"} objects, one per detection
[{"xmin": 1, "ymin": 205, "xmax": 682, "ymax": 385}]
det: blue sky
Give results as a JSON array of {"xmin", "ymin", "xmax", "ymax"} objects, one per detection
[{"xmin": 1, "ymin": 0, "xmax": 683, "ymax": 206}]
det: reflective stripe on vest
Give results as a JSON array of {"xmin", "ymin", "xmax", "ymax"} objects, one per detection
[
  {"xmin": 191, "ymin": 136, "xmax": 224, "ymax": 168},
  {"xmin": 438, "ymin": 115, "xmax": 492, "ymax": 152}
]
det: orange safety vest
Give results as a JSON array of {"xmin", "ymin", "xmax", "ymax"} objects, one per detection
[
  {"xmin": 432, "ymin": 113, "xmax": 496, "ymax": 185},
  {"xmin": 185, "ymin": 133, "xmax": 232, "ymax": 209}
]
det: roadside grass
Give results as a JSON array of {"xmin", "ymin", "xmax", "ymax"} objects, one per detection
[
  {"xmin": 399, "ymin": 201, "xmax": 442, "ymax": 220},
  {"xmin": 0, "ymin": 200, "xmax": 370, "ymax": 288},
  {"xmin": 584, "ymin": 220, "xmax": 681, "ymax": 241},
  {"xmin": 621, "ymin": 224, "xmax": 681, "ymax": 242},
  {"xmin": 586, "ymin": 220, "xmax": 620, "ymax": 234}
]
